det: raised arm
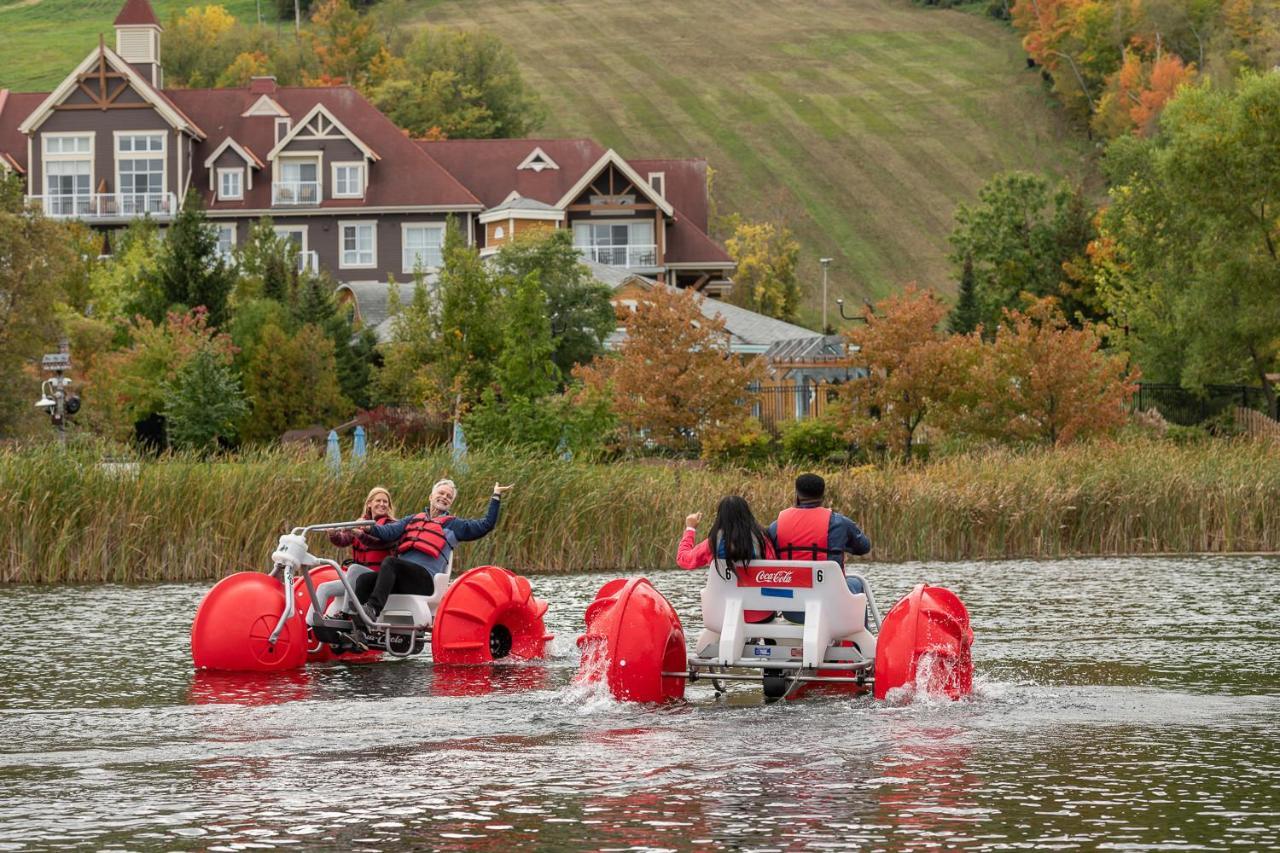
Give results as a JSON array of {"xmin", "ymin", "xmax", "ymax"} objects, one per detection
[
  {"xmin": 676, "ymin": 528, "xmax": 714, "ymax": 570},
  {"xmin": 448, "ymin": 494, "xmax": 502, "ymax": 542}
]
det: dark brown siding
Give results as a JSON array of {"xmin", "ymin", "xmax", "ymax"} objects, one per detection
[{"xmin": 34, "ymin": 103, "xmax": 175, "ymax": 197}]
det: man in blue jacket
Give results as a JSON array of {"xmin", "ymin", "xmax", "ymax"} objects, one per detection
[
  {"xmin": 354, "ymin": 478, "xmax": 513, "ymax": 619},
  {"xmin": 767, "ymin": 472, "xmax": 871, "ymax": 622}
]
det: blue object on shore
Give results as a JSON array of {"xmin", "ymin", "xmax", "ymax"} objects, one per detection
[
  {"xmin": 326, "ymin": 430, "xmax": 341, "ymax": 474},
  {"xmin": 452, "ymin": 419, "xmax": 467, "ymax": 462},
  {"xmin": 352, "ymin": 425, "xmax": 366, "ymax": 462}
]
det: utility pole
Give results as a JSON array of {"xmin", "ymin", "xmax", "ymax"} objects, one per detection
[{"xmin": 819, "ymin": 257, "xmax": 833, "ymax": 334}]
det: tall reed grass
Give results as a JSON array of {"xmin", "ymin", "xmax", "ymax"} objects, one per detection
[{"xmin": 2, "ymin": 439, "xmax": 1277, "ymax": 583}]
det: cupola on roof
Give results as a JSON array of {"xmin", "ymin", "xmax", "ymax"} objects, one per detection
[{"xmin": 114, "ymin": 0, "xmax": 162, "ymax": 28}]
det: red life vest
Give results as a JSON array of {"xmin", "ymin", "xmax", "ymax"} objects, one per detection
[
  {"xmin": 352, "ymin": 515, "xmax": 395, "ymax": 569},
  {"xmin": 397, "ymin": 513, "xmax": 455, "ymax": 558},
  {"xmin": 774, "ymin": 506, "xmax": 834, "ymax": 560}
]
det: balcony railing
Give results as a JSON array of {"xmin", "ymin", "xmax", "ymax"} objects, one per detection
[
  {"xmin": 30, "ymin": 192, "xmax": 177, "ymax": 220},
  {"xmin": 272, "ymin": 181, "xmax": 321, "ymax": 206},
  {"xmin": 575, "ymin": 243, "xmax": 658, "ymax": 268},
  {"xmin": 297, "ymin": 250, "xmax": 320, "ymax": 273}
]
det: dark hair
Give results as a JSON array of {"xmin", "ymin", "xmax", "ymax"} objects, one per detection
[
  {"xmin": 795, "ymin": 473, "xmax": 826, "ymax": 501},
  {"xmin": 708, "ymin": 495, "xmax": 768, "ymax": 572}
]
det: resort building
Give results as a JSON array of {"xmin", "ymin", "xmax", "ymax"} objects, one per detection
[{"xmin": 0, "ymin": 0, "xmax": 735, "ymax": 293}]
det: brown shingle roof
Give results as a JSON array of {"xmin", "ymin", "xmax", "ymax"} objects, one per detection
[
  {"xmin": 0, "ymin": 90, "xmax": 44, "ymax": 173},
  {"xmin": 419, "ymin": 138, "xmax": 606, "ymax": 208},
  {"xmin": 114, "ymin": 0, "xmax": 162, "ymax": 28},
  {"xmin": 421, "ymin": 139, "xmax": 731, "ymax": 265},
  {"xmin": 167, "ymin": 86, "xmax": 482, "ymax": 211}
]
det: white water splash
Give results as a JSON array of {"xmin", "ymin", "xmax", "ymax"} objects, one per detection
[{"xmin": 558, "ymin": 638, "xmax": 620, "ymax": 713}]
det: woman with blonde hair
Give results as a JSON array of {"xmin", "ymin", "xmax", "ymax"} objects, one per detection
[{"xmin": 306, "ymin": 486, "xmax": 398, "ymax": 627}]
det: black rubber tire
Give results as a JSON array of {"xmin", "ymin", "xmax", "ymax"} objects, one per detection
[
  {"xmin": 489, "ymin": 624, "xmax": 513, "ymax": 659},
  {"xmin": 763, "ymin": 670, "xmax": 788, "ymax": 700}
]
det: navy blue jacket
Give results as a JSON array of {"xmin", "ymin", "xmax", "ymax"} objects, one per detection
[
  {"xmin": 766, "ymin": 500, "xmax": 871, "ymax": 567},
  {"xmin": 366, "ymin": 496, "xmax": 501, "ymax": 575}
]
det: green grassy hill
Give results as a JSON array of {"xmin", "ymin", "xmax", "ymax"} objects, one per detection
[{"xmin": 0, "ymin": 0, "xmax": 1094, "ymax": 320}]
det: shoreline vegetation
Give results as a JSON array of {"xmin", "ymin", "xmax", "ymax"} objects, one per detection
[{"xmin": 3, "ymin": 439, "xmax": 1278, "ymax": 584}]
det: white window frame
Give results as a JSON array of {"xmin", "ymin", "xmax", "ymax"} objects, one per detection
[
  {"xmin": 339, "ymin": 220, "xmax": 377, "ymax": 269},
  {"xmin": 41, "ymin": 131, "xmax": 94, "ymax": 199},
  {"xmin": 331, "ymin": 161, "xmax": 365, "ymax": 199},
  {"xmin": 275, "ymin": 118, "xmax": 292, "ymax": 144},
  {"xmin": 217, "ymin": 168, "xmax": 243, "ymax": 200},
  {"xmin": 647, "ymin": 171, "xmax": 665, "ymax": 197},
  {"xmin": 214, "ymin": 223, "xmax": 236, "ymax": 259},
  {"xmin": 113, "ymin": 130, "xmax": 167, "ymax": 201},
  {"xmin": 273, "ymin": 224, "xmax": 308, "ymax": 254},
  {"xmin": 401, "ymin": 222, "xmax": 445, "ymax": 274},
  {"xmin": 275, "ymin": 153, "xmax": 323, "ymax": 203}
]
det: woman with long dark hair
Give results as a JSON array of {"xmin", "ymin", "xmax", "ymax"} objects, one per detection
[{"xmin": 676, "ymin": 495, "xmax": 776, "ymax": 623}]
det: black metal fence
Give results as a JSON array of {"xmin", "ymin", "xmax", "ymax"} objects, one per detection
[{"xmin": 1133, "ymin": 383, "xmax": 1276, "ymax": 425}]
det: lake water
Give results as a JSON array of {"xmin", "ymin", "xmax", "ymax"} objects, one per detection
[{"xmin": 1, "ymin": 556, "xmax": 1277, "ymax": 850}]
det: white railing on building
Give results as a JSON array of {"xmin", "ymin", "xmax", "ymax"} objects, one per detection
[
  {"xmin": 272, "ymin": 181, "xmax": 321, "ymax": 205},
  {"xmin": 297, "ymin": 250, "xmax": 320, "ymax": 273},
  {"xmin": 575, "ymin": 243, "xmax": 658, "ymax": 268},
  {"xmin": 30, "ymin": 192, "xmax": 177, "ymax": 219}
]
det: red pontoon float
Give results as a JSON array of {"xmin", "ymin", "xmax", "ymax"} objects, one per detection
[
  {"xmin": 576, "ymin": 560, "xmax": 973, "ymax": 702},
  {"xmin": 191, "ymin": 521, "xmax": 552, "ymax": 672}
]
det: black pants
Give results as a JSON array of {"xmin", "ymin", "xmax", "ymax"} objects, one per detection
[{"xmin": 355, "ymin": 556, "xmax": 435, "ymax": 614}]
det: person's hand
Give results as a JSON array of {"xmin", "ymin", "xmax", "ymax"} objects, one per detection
[
  {"xmin": 493, "ymin": 482, "xmax": 514, "ymax": 496},
  {"xmin": 685, "ymin": 512, "xmax": 702, "ymax": 529}
]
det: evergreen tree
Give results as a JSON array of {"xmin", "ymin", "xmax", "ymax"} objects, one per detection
[
  {"xmin": 948, "ymin": 255, "xmax": 981, "ymax": 335},
  {"xmin": 438, "ymin": 221, "xmax": 501, "ymax": 413},
  {"xmin": 241, "ymin": 322, "xmax": 351, "ymax": 442},
  {"xmin": 294, "ymin": 271, "xmax": 374, "ymax": 408},
  {"xmin": 163, "ymin": 347, "xmax": 248, "ymax": 452},
  {"xmin": 492, "ymin": 230, "xmax": 614, "ymax": 381},
  {"xmin": 153, "ymin": 189, "xmax": 236, "ymax": 327}
]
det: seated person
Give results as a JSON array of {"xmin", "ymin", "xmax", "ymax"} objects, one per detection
[
  {"xmin": 352, "ymin": 478, "xmax": 513, "ymax": 621},
  {"xmin": 677, "ymin": 495, "xmax": 776, "ymax": 624},
  {"xmin": 307, "ymin": 487, "xmax": 396, "ymax": 626},
  {"xmin": 766, "ymin": 473, "xmax": 872, "ymax": 623}
]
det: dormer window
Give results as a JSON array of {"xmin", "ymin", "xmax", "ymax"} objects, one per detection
[
  {"xmin": 218, "ymin": 168, "xmax": 243, "ymax": 200},
  {"xmin": 517, "ymin": 146, "xmax": 560, "ymax": 173},
  {"xmin": 275, "ymin": 118, "xmax": 291, "ymax": 144},
  {"xmin": 332, "ymin": 162, "xmax": 365, "ymax": 198},
  {"xmin": 648, "ymin": 172, "xmax": 666, "ymax": 197}
]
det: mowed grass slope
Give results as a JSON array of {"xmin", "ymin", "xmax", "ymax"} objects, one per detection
[
  {"xmin": 0, "ymin": 0, "xmax": 262, "ymax": 91},
  {"xmin": 416, "ymin": 0, "xmax": 1094, "ymax": 312}
]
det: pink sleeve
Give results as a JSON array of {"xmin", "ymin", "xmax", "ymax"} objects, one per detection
[{"xmin": 676, "ymin": 530, "xmax": 713, "ymax": 569}]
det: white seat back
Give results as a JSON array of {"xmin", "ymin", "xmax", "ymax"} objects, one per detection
[{"xmin": 700, "ymin": 559, "xmax": 868, "ymax": 667}]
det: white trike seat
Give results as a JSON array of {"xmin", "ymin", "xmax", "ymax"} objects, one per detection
[
  {"xmin": 325, "ymin": 561, "xmax": 452, "ymax": 630},
  {"xmin": 696, "ymin": 559, "xmax": 875, "ymax": 668}
]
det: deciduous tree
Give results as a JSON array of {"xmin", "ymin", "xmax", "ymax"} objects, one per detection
[
  {"xmin": 725, "ymin": 220, "xmax": 801, "ymax": 322},
  {"xmin": 952, "ymin": 298, "xmax": 1138, "ymax": 444},
  {"xmin": 1097, "ymin": 72, "xmax": 1280, "ymax": 414},
  {"xmin": 575, "ymin": 286, "xmax": 765, "ymax": 451},
  {"xmin": 241, "ymin": 322, "xmax": 350, "ymax": 442},
  {"xmin": 841, "ymin": 286, "xmax": 958, "ymax": 461},
  {"xmin": 163, "ymin": 347, "xmax": 248, "ymax": 452}
]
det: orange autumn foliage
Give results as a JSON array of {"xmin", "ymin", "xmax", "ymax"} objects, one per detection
[{"xmin": 574, "ymin": 287, "xmax": 765, "ymax": 451}]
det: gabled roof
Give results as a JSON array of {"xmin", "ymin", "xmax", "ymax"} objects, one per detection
[
  {"xmin": 266, "ymin": 102, "xmax": 380, "ymax": 162},
  {"xmin": 554, "ymin": 149, "xmax": 674, "ymax": 216},
  {"xmin": 241, "ymin": 94, "xmax": 289, "ymax": 118},
  {"xmin": 114, "ymin": 0, "xmax": 161, "ymax": 28},
  {"xmin": 17, "ymin": 45, "xmax": 203, "ymax": 138},
  {"xmin": 517, "ymin": 146, "xmax": 559, "ymax": 172},
  {"xmin": 171, "ymin": 85, "xmax": 480, "ymax": 211},
  {"xmin": 203, "ymin": 137, "xmax": 264, "ymax": 169},
  {"xmin": 419, "ymin": 138, "xmax": 607, "ymax": 208}
]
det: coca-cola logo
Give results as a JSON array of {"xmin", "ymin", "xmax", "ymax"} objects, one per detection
[{"xmin": 738, "ymin": 566, "xmax": 813, "ymax": 588}]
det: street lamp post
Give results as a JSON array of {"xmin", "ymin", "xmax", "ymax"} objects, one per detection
[
  {"xmin": 835, "ymin": 298, "xmax": 874, "ymax": 323},
  {"xmin": 819, "ymin": 257, "xmax": 833, "ymax": 334}
]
